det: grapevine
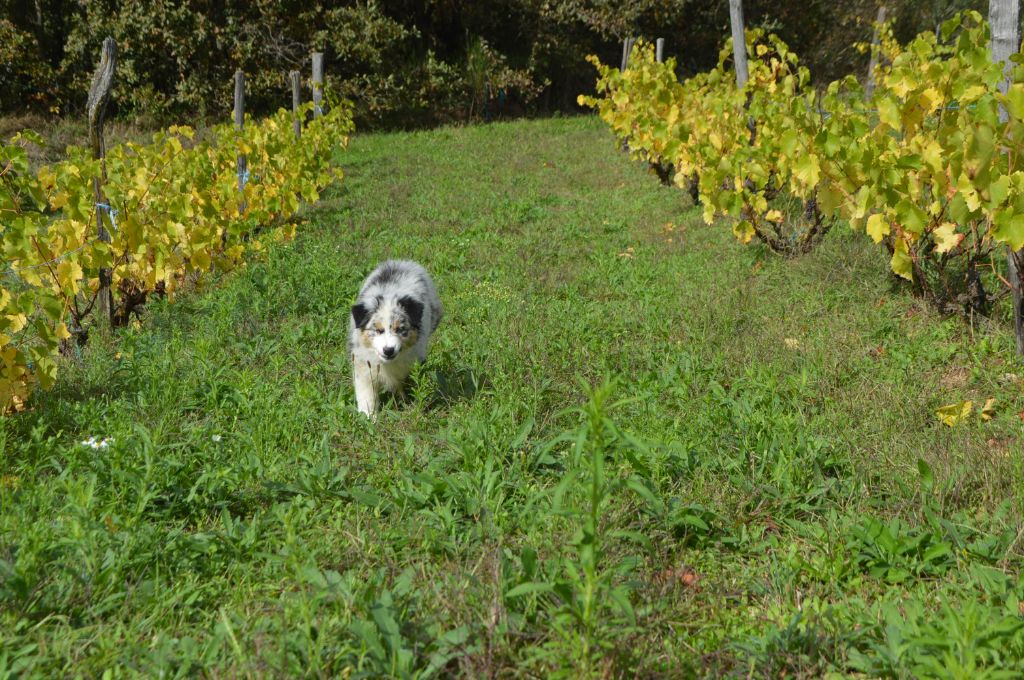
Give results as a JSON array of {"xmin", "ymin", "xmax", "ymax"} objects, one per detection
[
  {"xmin": 0, "ymin": 99, "xmax": 354, "ymax": 411},
  {"xmin": 582, "ymin": 12, "xmax": 1024, "ymax": 315}
]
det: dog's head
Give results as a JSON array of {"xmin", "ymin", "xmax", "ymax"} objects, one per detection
[{"xmin": 351, "ymin": 295, "xmax": 424, "ymax": 362}]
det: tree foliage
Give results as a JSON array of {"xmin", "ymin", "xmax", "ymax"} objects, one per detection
[{"xmin": 0, "ymin": 0, "xmax": 992, "ymax": 128}]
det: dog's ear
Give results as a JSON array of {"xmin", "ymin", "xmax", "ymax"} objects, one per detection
[
  {"xmin": 351, "ymin": 302, "xmax": 371, "ymax": 329},
  {"xmin": 398, "ymin": 296, "xmax": 425, "ymax": 330}
]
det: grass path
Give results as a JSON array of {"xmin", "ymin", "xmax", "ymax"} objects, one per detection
[{"xmin": 3, "ymin": 116, "xmax": 1024, "ymax": 677}]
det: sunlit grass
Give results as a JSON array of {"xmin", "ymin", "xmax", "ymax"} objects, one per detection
[{"xmin": 2, "ymin": 115, "xmax": 1023, "ymax": 677}]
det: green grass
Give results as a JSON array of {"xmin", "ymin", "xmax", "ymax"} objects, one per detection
[{"xmin": 3, "ymin": 115, "xmax": 1024, "ymax": 678}]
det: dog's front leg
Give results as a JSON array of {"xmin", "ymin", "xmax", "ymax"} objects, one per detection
[{"xmin": 353, "ymin": 363, "xmax": 379, "ymax": 418}]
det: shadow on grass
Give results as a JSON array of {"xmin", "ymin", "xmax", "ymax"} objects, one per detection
[{"xmin": 426, "ymin": 367, "xmax": 487, "ymax": 410}]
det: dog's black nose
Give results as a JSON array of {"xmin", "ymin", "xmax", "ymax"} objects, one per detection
[{"xmin": 383, "ymin": 346, "xmax": 397, "ymax": 358}]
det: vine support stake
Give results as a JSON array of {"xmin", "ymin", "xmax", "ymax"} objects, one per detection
[
  {"xmin": 620, "ymin": 36, "xmax": 636, "ymax": 72},
  {"xmin": 729, "ymin": 0, "xmax": 748, "ymax": 88},
  {"xmin": 865, "ymin": 5, "xmax": 887, "ymax": 100},
  {"xmin": 290, "ymin": 70, "xmax": 301, "ymax": 140},
  {"xmin": 619, "ymin": 36, "xmax": 636, "ymax": 151},
  {"xmin": 312, "ymin": 52, "xmax": 324, "ymax": 118},
  {"xmin": 656, "ymin": 38, "xmax": 665, "ymax": 63},
  {"xmin": 990, "ymin": 0, "xmax": 1024, "ymax": 357},
  {"xmin": 88, "ymin": 36, "xmax": 116, "ymax": 328},
  {"xmin": 234, "ymin": 70, "xmax": 247, "ymax": 218}
]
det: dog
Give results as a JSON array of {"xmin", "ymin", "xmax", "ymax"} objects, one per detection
[{"xmin": 349, "ymin": 260, "xmax": 443, "ymax": 417}]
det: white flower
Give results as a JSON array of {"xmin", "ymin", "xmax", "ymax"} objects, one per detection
[
  {"xmin": 212, "ymin": 434, "xmax": 222, "ymax": 442},
  {"xmin": 80, "ymin": 436, "xmax": 113, "ymax": 449}
]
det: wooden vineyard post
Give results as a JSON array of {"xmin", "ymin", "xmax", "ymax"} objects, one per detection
[
  {"xmin": 88, "ymin": 37, "xmax": 116, "ymax": 328},
  {"xmin": 729, "ymin": 0, "xmax": 748, "ymax": 88},
  {"xmin": 990, "ymin": 0, "xmax": 1024, "ymax": 357},
  {"xmin": 290, "ymin": 70, "xmax": 301, "ymax": 140},
  {"xmin": 620, "ymin": 37, "xmax": 636, "ymax": 71},
  {"xmin": 729, "ymin": 0, "xmax": 756, "ymax": 142},
  {"xmin": 619, "ymin": 37, "xmax": 636, "ymax": 150},
  {"xmin": 234, "ymin": 70, "xmax": 247, "ymax": 217},
  {"xmin": 656, "ymin": 38, "xmax": 665, "ymax": 63},
  {"xmin": 865, "ymin": 5, "xmax": 887, "ymax": 99},
  {"xmin": 312, "ymin": 52, "xmax": 324, "ymax": 118}
]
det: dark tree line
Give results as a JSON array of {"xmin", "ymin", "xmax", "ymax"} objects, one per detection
[{"xmin": 0, "ymin": 0, "xmax": 986, "ymax": 129}]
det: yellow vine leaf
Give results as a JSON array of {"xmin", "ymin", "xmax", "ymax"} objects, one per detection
[
  {"xmin": 791, "ymin": 154, "xmax": 820, "ymax": 188},
  {"xmin": 958, "ymin": 174, "xmax": 982, "ymax": 211},
  {"xmin": 980, "ymin": 398, "xmax": 996, "ymax": 422},
  {"xmin": 6, "ymin": 314, "xmax": 28, "ymax": 334},
  {"xmin": 877, "ymin": 97, "xmax": 901, "ymax": 129},
  {"xmin": 733, "ymin": 220, "xmax": 755, "ymax": 244},
  {"xmin": 192, "ymin": 249, "xmax": 212, "ymax": 272},
  {"xmin": 56, "ymin": 260, "xmax": 84, "ymax": 294},
  {"xmin": 866, "ymin": 213, "xmax": 890, "ymax": 243},
  {"xmin": 960, "ymin": 84, "xmax": 986, "ymax": 103},
  {"xmin": 890, "ymin": 238, "xmax": 913, "ymax": 281},
  {"xmin": 936, "ymin": 400, "xmax": 972, "ymax": 427},
  {"xmin": 933, "ymin": 223, "xmax": 962, "ymax": 254}
]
